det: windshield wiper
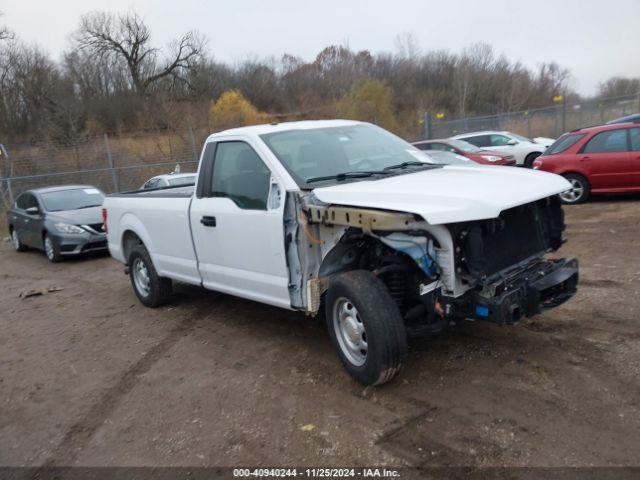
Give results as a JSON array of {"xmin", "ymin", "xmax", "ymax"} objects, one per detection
[
  {"xmin": 383, "ymin": 161, "xmax": 433, "ymax": 170},
  {"xmin": 306, "ymin": 170, "xmax": 390, "ymax": 184}
]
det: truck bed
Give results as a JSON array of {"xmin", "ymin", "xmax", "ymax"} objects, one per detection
[{"xmin": 110, "ymin": 185, "xmax": 194, "ymax": 198}]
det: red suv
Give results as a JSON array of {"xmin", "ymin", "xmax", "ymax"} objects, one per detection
[
  {"xmin": 533, "ymin": 122, "xmax": 640, "ymax": 204},
  {"xmin": 412, "ymin": 139, "xmax": 516, "ymax": 166}
]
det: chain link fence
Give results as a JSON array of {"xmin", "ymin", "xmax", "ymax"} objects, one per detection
[
  {"xmin": 425, "ymin": 93, "xmax": 640, "ymax": 140},
  {"xmin": 0, "ymin": 127, "xmax": 213, "ymax": 216},
  {"xmin": 2, "ymin": 93, "xmax": 639, "ymax": 225}
]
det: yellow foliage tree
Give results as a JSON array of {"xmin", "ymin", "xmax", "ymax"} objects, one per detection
[
  {"xmin": 209, "ymin": 90, "xmax": 260, "ymax": 129},
  {"xmin": 337, "ymin": 79, "xmax": 398, "ymax": 132}
]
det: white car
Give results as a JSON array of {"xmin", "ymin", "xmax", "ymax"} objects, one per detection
[
  {"xmin": 451, "ymin": 131, "xmax": 555, "ymax": 167},
  {"xmin": 103, "ymin": 120, "xmax": 578, "ymax": 386},
  {"xmin": 140, "ymin": 173, "xmax": 196, "ymax": 190}
]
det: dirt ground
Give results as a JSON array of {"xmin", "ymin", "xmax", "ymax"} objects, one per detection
[{"xmin": 1, "ymin": 197, "xmax": 640, "ymax": 468}]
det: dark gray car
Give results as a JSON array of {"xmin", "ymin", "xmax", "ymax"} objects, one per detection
[{"xmin": 7, "ymin": 185, "xmax": 108, "ymax": 262}]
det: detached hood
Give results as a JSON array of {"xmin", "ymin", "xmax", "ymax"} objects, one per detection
[
  {"xmin": 47, "ymin": 206, "xmax": 103, "ymax": 225},
  {"xmin": 312, "ymin": 166, "xmax": 570, "ymax": 225}
]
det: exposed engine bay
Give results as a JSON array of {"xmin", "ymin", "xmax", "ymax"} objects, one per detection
[{"xmin": 284, "ymin": 192, "xmax": 578, "ymax": 333}]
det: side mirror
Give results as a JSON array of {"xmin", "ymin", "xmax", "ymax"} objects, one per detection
[
  {"xmin": 25, "ymin": 206, "xmax": 40, "ymax": 215},
  {"xmin": 507, "ymin": 139, "xmax": 518, "ymax": 146},
  {"xmin": 268, "ymin": 179, "xmax": 282, "ymax": 210}
]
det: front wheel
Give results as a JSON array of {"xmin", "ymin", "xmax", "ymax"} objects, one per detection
[
  {"xmin": 524, "ymin": 152, "xmax": 541, "ymax": 168},
  {"xmin": 326, "ymin": 270, "xmax": 407, "ymax": 386},
  {"xmin": 11, "ymin": 228, "xmax": 27, "ymax": 252},
  {"xmin": 128, "ymin": 243, "xmax": 172, "ymax": 307},
  {"xmin": 559, "ymin": 173, "xmax": 590, "ymax": 204},
  {"xmin": 44, "ymin": 233, "xmax": 62, "ymax": 262}
]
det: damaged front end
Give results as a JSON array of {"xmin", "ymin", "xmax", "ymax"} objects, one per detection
[
  {"xmin": 284, "ymin": 191, "xmax": 578, "ymax": 333},
  {"xmin": 444, "ymin": 196, "xmax": 578, "ymax": 324}
]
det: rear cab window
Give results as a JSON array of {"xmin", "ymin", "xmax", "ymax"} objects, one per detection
[{"xmin": 545, "ymin": 134, "xmax": 587, "ymax": 155}]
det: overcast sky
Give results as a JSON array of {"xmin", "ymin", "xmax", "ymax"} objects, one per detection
[{"xmin": 3, "ymin": 0, "xmax": 639, "ymax": 96}]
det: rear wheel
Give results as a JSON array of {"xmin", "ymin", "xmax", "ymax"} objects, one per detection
[
  {"xmin": 128, "ymin": 243, "xmax": 172, "ymax": 307},
  {"xmin": 524, "ymin": 152, "xmax": 542, "ymax": 168},
  {"xmin": 10, "ymin": 228, "xmax": 27, "ymax": 252},
  {"xmin": 326, "ymin": 270, "xmax": 407, "ymax": 386},
  {"xmin": 559, "ymin": 173, "xmax": 590, "ymax": 204},
  {"xmin": 44, "ymin": 233, "xmax": 62, "ymax": 262}
]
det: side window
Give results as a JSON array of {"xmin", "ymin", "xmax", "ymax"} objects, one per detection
[
  {"xmin": 630, "ymin": 128, "xmax": 640, "ymax": 151},
  {"xmin": 210, "ymin": 141, "xmax": 271, "ymax": 210},
  {"xmin": 414, "ymin": 143, "xmax": 430, "ymax": 151},
  {"xmin": 489, "ymin": 134, "xmax": 512, "ymax": 147},
  {"xmin": 17, "ymin": 193, "xmax": 38, "ymax": 211},
  {"xmin": 463, "ymin": 135, "xmax": 490, "ymax": 148},
  {"xmin": 583, "ymin": 129, "xmax": 628, "ymax": 153},
  {"xmin": 15, "ymin": 193, "xmax": 28, "ymax": 209},
  {"xmin": 144, "ymin": 178, "xmax": 159, "ymax": 189}
]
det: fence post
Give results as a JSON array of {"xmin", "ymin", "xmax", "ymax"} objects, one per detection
[
  {"xmin": 104, "ymin": 134, "xmax": 119, "ymax": 193},
  {"xmin": 561, "ymin": 95, "xmax": 567, "ymax": 134},
  {"xmin": 0, "ymin": 144, "xmax": 14, "ymax": 206},
  {"xmin": 423, "ymin": 112, "xmax": 431, "ymax": 140},
  {"xmin": 188, "ymin": 126, "xmax": 198, "ymax": 161}
]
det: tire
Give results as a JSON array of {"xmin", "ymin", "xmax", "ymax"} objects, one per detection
[
  {"xmin": 10, "ymin": 228, "xmax": 27, "ymax": 252},
  {"xmin": 524, "ymin": 152, "xmax": 542, "ymax": 168},
  {"xmin": 325, "ymin": 270, "xmax": 407, "ymax": 386},
  {"xmin": 559, "ymin": 173, "xmax": 590, "ymax": 204},
  {"xmin": 128, "ymin": 243, "xmax": 172, "ymax": 307},
  {"xmin": 44, "ymin": 233, "xmax": 63, "ymax": 262}
]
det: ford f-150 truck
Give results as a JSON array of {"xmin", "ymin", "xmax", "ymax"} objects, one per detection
[{"xmin": 103, "ymin": 120, "xmax": 578, "ymax": 385}]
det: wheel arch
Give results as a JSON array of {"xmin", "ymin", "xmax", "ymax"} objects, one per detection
[
  {"xmin": 559, "ymin": 170, "xmax": 591, "ymax": 187},
  {"xmin": 117, "ymin": 213, "xmax": 157, "ymax": 264},
  {"xmin": 122, "ymin": 229, "xmax": 144, "ymax": 261}
]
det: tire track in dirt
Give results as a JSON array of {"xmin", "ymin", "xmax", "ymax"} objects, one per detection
[{"xmin": 34, "ymin": 300, "xmax": 220, "ymax": 468}]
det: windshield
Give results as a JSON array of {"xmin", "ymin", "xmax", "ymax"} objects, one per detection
[
  {"xmin": 40, "ymin": 188, "xmax": 105, "ymax": 212},
  {"xmin": 448, "ymin": 139, "xmax": 482, "ymax": 153},
  {"xmin": 168, "ymin": 175, "xmax": 196, "ymax": 186},
  {"xmin": 260, "ymin": 124, "xmax": 434, "ymax": 187}
]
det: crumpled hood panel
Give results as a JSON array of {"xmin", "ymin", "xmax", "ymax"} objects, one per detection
[{"xmin": 312, "ymin": 165, "xmax": 570, "ymax": 225}]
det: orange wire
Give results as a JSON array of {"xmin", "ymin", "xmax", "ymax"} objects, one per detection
[{"xmin": 299, "ymin": 211, "xmax": 323, "ymax": 245}]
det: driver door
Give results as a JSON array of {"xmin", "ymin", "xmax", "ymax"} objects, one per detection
[
  {"xmin": 189, "ymin": 139, "xmax": 291, "ymax": 309},
  {"xmin": 21, "ymin": 193, "xmax": 45, "ymax": 248}
]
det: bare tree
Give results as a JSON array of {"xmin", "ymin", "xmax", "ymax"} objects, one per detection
[
  {"xmin": 74, "ymin": 11, "xmax": 204, "ymax": 95},
  {"xmin": 0, "ymin": 12, "xmax": 13, "ymax": 42},
  {"xmin": 598, "ymin": 76, "xmax": 640, "ymax": 98}
]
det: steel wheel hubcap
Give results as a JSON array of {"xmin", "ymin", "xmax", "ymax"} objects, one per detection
[
  {"xmin": 12, "ymin": 230, "xmax": 20, "ymax": 250},
  {"xmin": 560, "ymin": 179, "xmax": 584, "ymax": 203},
  {"xmin": 333, "ymin": 297, "xmax": 368, "ymax": 366},
  {"xmin": 44, "ymin": 237, "xmax": 54, "ymax": 259},
  {"xmin": 132, "ymin": 258, "xmax": 151, "ymax": 297}
]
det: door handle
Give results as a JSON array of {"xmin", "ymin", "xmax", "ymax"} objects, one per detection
[
  {"xmin": 580, "ymin": 156, "xmax": 591, "ymax": 162},
  {"xmin": 200, "ymin": 216, "xmax": 216, "ymax": 227}
]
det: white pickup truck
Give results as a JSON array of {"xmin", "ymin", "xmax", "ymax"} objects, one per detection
[{"xmin": 103, "ymin": 120, "xmax": 578, "ymax": 385}]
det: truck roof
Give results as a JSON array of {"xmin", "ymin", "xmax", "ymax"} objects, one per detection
[{"xmin": 207, "ymin": 119, "xmax": 363, "ymax": 139}]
